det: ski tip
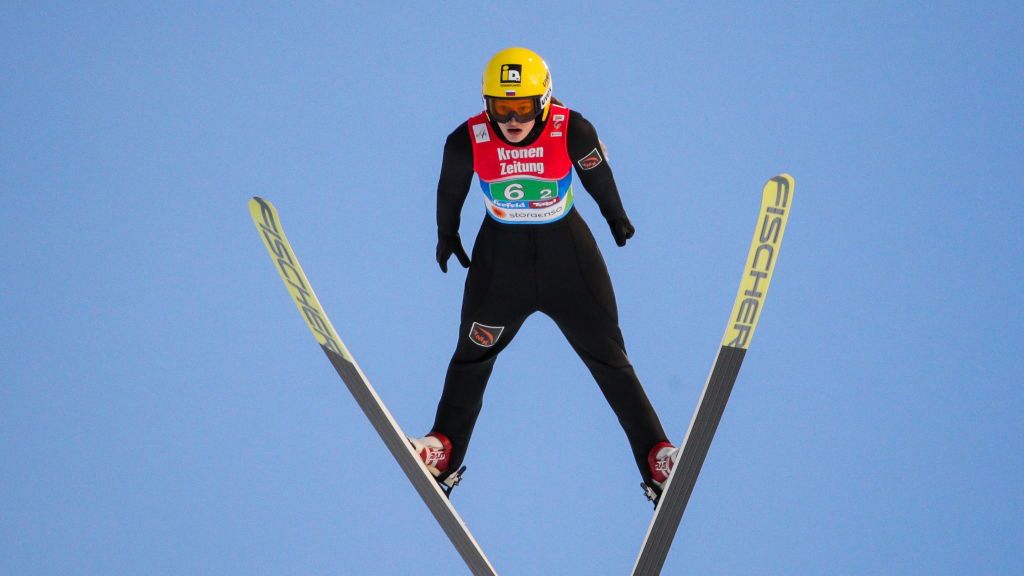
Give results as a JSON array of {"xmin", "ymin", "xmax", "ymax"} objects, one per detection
[
  {"xmin": 249, "ymin": 197, "xmax": 278, "ymax": 220},
  {"xmin": 249, "ymin": 197, "xmax": 267, "ymax": 221}
]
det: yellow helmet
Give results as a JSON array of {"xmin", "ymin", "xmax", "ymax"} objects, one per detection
[{"xmin": 481, "ymin": 47, "xmax": 553, "ymax": 122}]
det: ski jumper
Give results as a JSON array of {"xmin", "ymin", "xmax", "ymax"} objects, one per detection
[{"xmin": 432, "ymin": 104, "xmax": 668, "ymax": 484}]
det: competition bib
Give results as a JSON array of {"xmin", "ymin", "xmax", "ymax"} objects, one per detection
[{"xmin": 468, "ymin": 104, "xmax": 575, "ymax": 224}]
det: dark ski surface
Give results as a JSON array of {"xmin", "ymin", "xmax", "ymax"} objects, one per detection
[
  {"xmin": 631, "ymin": 175, "xmax": 794, "ymax": 575},
  {"xmin": 249, "ymin": 197, "xmax": 498, "ymax": 576}
]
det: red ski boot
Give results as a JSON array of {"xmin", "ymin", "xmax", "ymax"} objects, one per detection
[
  {"xmin": 409, "ymin": 432, "xmax": 452, "ymax": 477},
  {"xmin": 648, "ymin": 441, "xmax": 678, "ymax": 489}
]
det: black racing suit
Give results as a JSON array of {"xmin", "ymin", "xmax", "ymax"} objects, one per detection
[{"xmin": 433, "ymin": 110, "xmax": 668, "ymax": 484}]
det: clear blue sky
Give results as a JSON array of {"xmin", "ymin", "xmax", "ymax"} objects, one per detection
[{"xmin": 3, "ymin": 2, "xmax": 1022, "ymax": 574}]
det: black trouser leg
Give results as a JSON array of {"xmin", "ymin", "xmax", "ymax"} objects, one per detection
[
  {"xmin": 539, "ymin": 214, "xmax": 668, "ymax": 483},
  {"xmin": 431, "ymin": 221, "xmax": 534, "ymax": 472},
  {"xmin": 432, "ymin": 314, "xmax": 528, "ymax": 473},
  {"xmin": 551, "ymin": 315, "xmax": 668, "ymax": 483}
]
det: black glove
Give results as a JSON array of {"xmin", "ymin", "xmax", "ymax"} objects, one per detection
[
  {"xmin": 436, "ymin": 231, "xmax": 471, "ymax": 273},
  {"xmin": 608, "ymin": 216, "xmax": 635, "ymax": 247}
]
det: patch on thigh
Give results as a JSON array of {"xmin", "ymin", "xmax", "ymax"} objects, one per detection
[{"xmin": 468, "ymin": 322, "xmax": 505, "ymax": 348}]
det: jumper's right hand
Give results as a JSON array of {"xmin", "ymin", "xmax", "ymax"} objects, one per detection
[
  {"xmin": 436, "ymin": 231, "xmax": 471, "ymax": 273},
  {"xmin": 608, "ymin": 216, "xmax": 636, "ymax": 247}
]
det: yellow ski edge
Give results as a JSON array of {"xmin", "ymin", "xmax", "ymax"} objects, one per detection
[
  {"xmin": 721, "ymin": 174, "xmax": 795, "ymax": 350},
  {"xmin": 248, "ymin": 197, "xmax": 354, "ymax": 363}
]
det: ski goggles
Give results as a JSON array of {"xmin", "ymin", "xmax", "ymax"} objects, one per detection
[{"xmin": 486, "ymin": 96, "xmax": 542, "ymax": 123}]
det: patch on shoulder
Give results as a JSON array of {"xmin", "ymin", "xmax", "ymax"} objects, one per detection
[{"xmin": 578, "ymin": 147, "xmax": 603, "ymax": 170}]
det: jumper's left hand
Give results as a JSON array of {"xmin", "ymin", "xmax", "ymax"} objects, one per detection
[{"xmin": 608, "ymin": 216, "xmax": 635, "ymax": 247}]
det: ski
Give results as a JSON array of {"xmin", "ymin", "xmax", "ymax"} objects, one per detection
[
  {"xmin": 631, "ymin": 174, "xmax": 795, "ymax": 576},
  {"xmin": 249, "ymin": 197, "xmax": 499, "ymax": 576}
]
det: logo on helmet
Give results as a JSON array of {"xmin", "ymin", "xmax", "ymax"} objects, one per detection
[{"xmin": 500, "ymin": 64, "xmax": 522, "ymax": 84}]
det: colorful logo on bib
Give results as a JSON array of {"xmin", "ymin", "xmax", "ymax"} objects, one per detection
[
  {"xmin": 489, "ymin": 179, "xmax": 558, "ymax": 203},
  {"xmin": 469, "ymin": 322, "xmax": 504, "ymax": 348}
]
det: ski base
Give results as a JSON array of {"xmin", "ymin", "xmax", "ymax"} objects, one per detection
[
  {"xmin": 631, "ymin": 174, "xmax": 794, "ymax": 576},
  {"xmin": 250, "ymin": 197, "xmax": 498, "ymax": 576},
  {"xmin": 632, "ymin": 346, "xmax": 747, "ymax": 575}
]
